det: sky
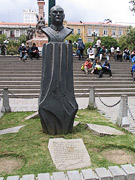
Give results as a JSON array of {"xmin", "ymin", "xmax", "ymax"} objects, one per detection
[{"xmin": 0, "ymin": 0, "xmax": 135, "ymax": 26}]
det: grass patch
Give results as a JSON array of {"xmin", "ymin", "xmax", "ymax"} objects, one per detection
[{"xmin": 0, "ymin": 109, "xmax": 135, "ymax": 177}]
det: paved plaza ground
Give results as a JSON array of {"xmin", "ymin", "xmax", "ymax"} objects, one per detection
[{"xmin": 0, "ymin": 97, "xmax": 135, "ymax": 127}]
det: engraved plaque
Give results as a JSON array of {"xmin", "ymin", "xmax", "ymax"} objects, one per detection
[{"xmin": 48, "ymin": 138, "xmax": 91, "ymax": 170}]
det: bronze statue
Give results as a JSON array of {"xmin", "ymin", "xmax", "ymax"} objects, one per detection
[
  {"xmin": 39, "ymin": 5, "xmax": 78, "ymax": 135},
  {"xmin": 42, "ymin": 5, "xmax": 72, "ymax": 42}
]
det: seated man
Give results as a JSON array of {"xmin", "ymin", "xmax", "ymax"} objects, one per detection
[
  {"xmin": 87, "ymin": 45, "xmax": 95, "ymax": 60},
  {"xmin": 29, "ymin": 43, "xmax": 39, "ymax": 60},
  {"xmin": 123, "ymin": 48, "xmax": 131, "ymax": 61},
  {"xmin": 83, "ymin": 58, "xmax": 93, "ymax": 74},
  {"xmin": 115, "ymin": 47, "xmax": 122, "ymax": 62},
  {"xmin": 99, "ymin": 46, "xmax": 109, "ymax": 61},
  {"xmin": 18, "ymin": 43, "xmax": 28, "ymax": 61},
  {"xmin": 102, "ymin": 60, "xmax": 112, "ymax": 78},
  {"xmin": 93, "ymin": 59, "xmax": 103, "ymax": 78}
]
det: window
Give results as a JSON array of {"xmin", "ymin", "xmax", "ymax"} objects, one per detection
[
  {"xmin": 87, "ymin": 37, "xmax": 92, "ymax": 42},
  {"xmin": 87, "ymin": 27, "xmax": 92, "ymax": 36},
  {"xmin": 0, "ymin": 31, "xmax": 2, "ymax": 35},
  {"xmin": 95, "ymin": 28, "xmax": 99, "ymax": 36},
  {"xmin": 112, "ymin": 29, "xmax": 116, "ymax": 36},
  {"xmin": 72, "ymin": 29, "xmax": 74, "ymax": 34},
  {"xmin": 10, "ymin": 30, "xmax": 15, "ymax": 37},
  {"xmin": 118, "ymin": 29, "xmax": 123, "ymax": 37},
  {"xmin": 103, "ymin": 29, "xmax": 108, "ymax": 36},
  {"xmin": 77, "ymin": 29, "xmax": 81, "ymax": 35},
  {"xmin": 16, "ymin": 30, "xmax": 20, "ymax": 37}
]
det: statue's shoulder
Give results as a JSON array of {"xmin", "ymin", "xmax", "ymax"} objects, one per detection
[
  {"xmin": 64, "ymin": 27, "xmax": 73, "ymax": 33},
  {"xmin": 42, "ymin": 26, "xmax": 52, "ymax": 33}
]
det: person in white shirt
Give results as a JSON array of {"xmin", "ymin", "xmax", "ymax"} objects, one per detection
[
  {"xmin": 87, "ymin": 45, "xmax": 95, "ymax": 60},
  {"xmin": 95, "ymin": 37, "xmax": 101, "ymax": 57}
]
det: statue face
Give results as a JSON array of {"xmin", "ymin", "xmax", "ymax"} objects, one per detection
[{"xmin": 50, "ymin": 6, "xmax": 65, "ymax": 26}]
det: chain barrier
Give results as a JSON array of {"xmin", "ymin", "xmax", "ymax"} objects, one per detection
[
  {"xmin": 77, "ymin": 89, "xmax": 90, "ymax": 97},
  {"xmin": 127, "ymin": 103, "xmax": 135, "ymax": 122},
  {"xmin": 95, "ymin": 88, "xmax": 121, "ymax": 108}
]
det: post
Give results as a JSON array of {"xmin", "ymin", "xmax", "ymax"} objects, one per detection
[
  {"xmin": 116, "ymin": 95, "xmax": 130, "ymax": 127},
  {"xmin": 1, "ymin": 87, "xmax": 11, "ymax": 113},
  {"xmin": 48, "ymin": 0, "xmax": 56, "ymax": 27},
  {"xmin": 88, "ymin": 87, "xmax": 96, "ymax": 110}
]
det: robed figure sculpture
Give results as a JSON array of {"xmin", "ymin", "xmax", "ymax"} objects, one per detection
[{"xmin": 38, "ymin": 5, "xmax": 78, "ymax": 135}]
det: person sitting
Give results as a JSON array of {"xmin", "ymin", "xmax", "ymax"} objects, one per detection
[
  {"xmin": 123, "ymin": 48, "xmax": 131, "ymax": 61},
  {"xmin": 131, "ymin": 63, "xmax": 135, "ymax": 81},
  {"xmin": 115, "ymin": 47, "xmax": 122, "ymax": 62},
  {"xmin": 18, "ymin": 43, "xmax": 28, "ymax": 61},
  {"xmin": 82, "ymin": 58, "xmax": 93, "ymax": 74},
  {"xmin": 102, "ymin": 60, "xmax": 112, "ymax": 78},
  {"xmin": 29, "ymin": 43, "xmax": 39, "ymax": 60},
  {"xmin": 93, "ymin": 58, "xmax": 103, "ymax": 78},
  {"xmin": 131, "ymin": 48, "xmax": 135, "ymax": 63},
  {"xmin": 99, "ymin": 46, "xmax": 109, "ymax": 61},
  {"xmin": 87, "ymin": 45, "xmax": 95, "ymax": 60}
]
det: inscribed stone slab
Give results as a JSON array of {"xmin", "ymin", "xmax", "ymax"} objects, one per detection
[
  {"xmin": 87, "ymin": 124, "xmax": 124, "ymax": 136},
  {"xmin": 0, "ymin": 125, "xmax": 25, "ymax": 135},
  {"xmin": 48, "ymin": 138, "xmax": 91, "ymax": 170}
]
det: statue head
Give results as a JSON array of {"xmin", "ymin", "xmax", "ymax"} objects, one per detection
[{"xmin": 50, "ymin": 5, "xmax": 65, "ymax": 26}]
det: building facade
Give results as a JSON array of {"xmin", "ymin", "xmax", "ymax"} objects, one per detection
[
  {"xmin": 0, "ymin": 21, "xmax": 128, "ymax": 43},
  {"xmin": 66, "ymin": 22, "xmax": 128, "ymax": 43},
  {"xmin": 23, "ymin": 9, "xmax": 37, "ymax": 23}
]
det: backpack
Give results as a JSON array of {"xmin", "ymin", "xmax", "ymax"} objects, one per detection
[{"xmin": 78, "ymin": 41, "xmax": 85, "ymax": 50}]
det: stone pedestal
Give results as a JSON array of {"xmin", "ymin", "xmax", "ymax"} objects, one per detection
[
  {"xmin": 117, "ymin": 95, "xmax": 130, "ymax": 127},
  {"xmin": 1, "ymin": 88, "xmax": 11, "ymax": 113},
  {"xmin": 88, "ymin": 86, "xmax": 96, "ymax": 109},
  {"xmin": 38, "ymin": 42, "xmax": 78, "ymax": 135}
]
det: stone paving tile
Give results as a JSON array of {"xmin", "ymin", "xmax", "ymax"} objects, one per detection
[{"xmin": 0, "ymin": 125, "xmax": 25, "ymax": 135}]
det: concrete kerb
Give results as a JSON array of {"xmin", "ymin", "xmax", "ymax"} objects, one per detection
[{"xmin": 1, "ymin": 164, "xmax": 135, "ymax": 180}]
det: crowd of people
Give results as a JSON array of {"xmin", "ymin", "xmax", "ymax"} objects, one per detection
[{"xmin": 18, "ymin": 43, "xmax": 39, "ymax": 61}]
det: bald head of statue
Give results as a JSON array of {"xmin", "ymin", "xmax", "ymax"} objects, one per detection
[{"xmin": 50, "ymin": 5, "xmax": 65, "ymax": 27}]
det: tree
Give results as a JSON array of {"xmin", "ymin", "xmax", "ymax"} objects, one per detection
[
  {"xmin": 18, "ymin": 34, "xmax": 27, "ymax": 44},
  {"xmin": 0, "ymin": 34, "xmax": 7, "ymax": 44},
  {"xmin": 129, "ymin": 0, "xmax": 135, "ymax": 12},
  {"xmin": 100, "ymin": 36, "xmax": 118, "ymax": 49},
  {"xmin": 118, "ymin": 26, "xmax": 135, "ymax": 50},
  {"xmin": 66, "ymin": 33, "xmax": 81, "ymax": 43}
]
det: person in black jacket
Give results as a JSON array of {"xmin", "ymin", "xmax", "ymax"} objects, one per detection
[{"xmin": 29, "ymin": 43, "xmax": 39, "ymax": 60}]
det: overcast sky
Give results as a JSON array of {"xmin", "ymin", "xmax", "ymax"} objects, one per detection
[{"xmin": 0, "ymin": 0, "xmax": 135, "ymax": 25}]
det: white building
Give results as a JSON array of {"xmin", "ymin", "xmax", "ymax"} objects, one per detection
[{"xmin": 23, "ymin": 9, "xmax": 37, "ymax": 23}]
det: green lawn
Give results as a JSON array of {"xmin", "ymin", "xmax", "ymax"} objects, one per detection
[{"xmin": 0, "ymin": 109, "xmax": 135, "ymax": 177}]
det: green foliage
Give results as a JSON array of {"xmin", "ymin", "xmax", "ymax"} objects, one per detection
[
  {"xmin": 118, "ymin": 26, "xmax": 135, "ymax": 51},
  {"xmin": 1, "ymin": 110, "xmax": 135, "ymax": 177},
  {"xmin": 66, "ymin": 33, "xmax": 81, "ymax": 43},
  {"xmin": 100, "ymin": 36, "xmax": 119, "ymax": 49},
  {"xmin": 7, "ymin": 40, "xmax": 20, "ymax": 55},
  {"xmin": 0, "ymin": 34, "xmax": 7, "ymax": 44},
  {"xmin": 18, "ymin": 34, "xmax": 27, "ymax": 44}
]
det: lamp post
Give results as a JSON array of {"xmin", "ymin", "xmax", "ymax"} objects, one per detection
[
  {"xmin": 48, "ymin": 0, "xmax": 56, "ymax": 27},
  {"xmin": 92, "ymin": 31, "xmax": 97, "ymax": 48}
]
